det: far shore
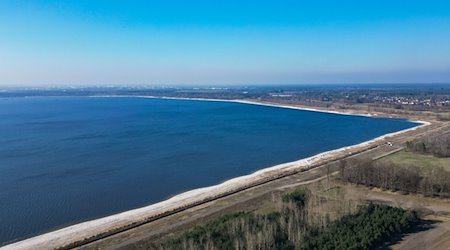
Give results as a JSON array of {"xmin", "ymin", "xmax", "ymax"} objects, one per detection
[
  {"xmin": 95, "ymin": 95, "xmax": 394, "ymax": 118},
  {"xmin": 2, "ymin": 96, "xmax": 431, "ymax": 250}
]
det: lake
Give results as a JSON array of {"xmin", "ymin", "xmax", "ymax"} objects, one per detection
[{"xmin": 0, "ymin": 97, "xmax": 418, "ymax": 244}]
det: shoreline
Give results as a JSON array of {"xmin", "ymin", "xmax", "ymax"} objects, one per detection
[
  {"xmin": 96, "ymin": 95, "xmax": 380, "ymax": 118},
  {"xmin": 96, "ymin": 95, "xmax": 432, "ymax": 123},
  {"xmin": 2, "ymin": 96, "xmax": 430, "ymax": 250}
]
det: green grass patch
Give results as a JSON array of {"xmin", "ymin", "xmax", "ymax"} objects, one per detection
[{"xmin": 380, "ymin": 151, "xmax": 450, "ymax": 172}]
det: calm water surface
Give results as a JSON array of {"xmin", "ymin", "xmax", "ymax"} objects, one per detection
[{"xmin": 0, "ymin": 97, "xmax": 418, "ymax": 244}]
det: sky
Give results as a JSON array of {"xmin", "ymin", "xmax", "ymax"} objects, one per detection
[{"xmin": 1, "ymin": 0, "xmax": 450, "ymax": 86}]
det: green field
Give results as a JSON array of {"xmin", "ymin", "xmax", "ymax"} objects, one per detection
[{"xmin": 380, "ymin": 151, "xmax": 450, "ymax": 172}]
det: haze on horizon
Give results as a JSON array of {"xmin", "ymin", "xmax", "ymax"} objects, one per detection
[{"xmin": 1, "ymin": 0, "xmax": 450, "ymax": 87}]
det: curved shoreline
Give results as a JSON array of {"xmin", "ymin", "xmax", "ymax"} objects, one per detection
[
  {"xmin": 2, "ymin": 97, "xmax": 429, "ymax": 250},
  {"xmin": 96, "ymin": 95, "xmax": 379, "ymax": 118}
]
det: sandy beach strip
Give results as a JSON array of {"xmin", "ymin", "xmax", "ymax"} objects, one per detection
[
  {"xmin": 1, "ymin": 98, "xmax": 430, "ymax": 250},
  {"xmin": 97, "ymin": 95, "xmax": 432, "ymax": 120},
  {"xmin": 97, "ymin": 95, "xmax": 378, "ymax": 118}
]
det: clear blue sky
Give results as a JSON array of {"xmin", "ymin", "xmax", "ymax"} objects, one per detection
[{"xmin": 1, "ymin": 0, "xmax": 450, "ymax": 86}]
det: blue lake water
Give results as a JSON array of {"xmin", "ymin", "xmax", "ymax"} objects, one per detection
[{"xmin": 0, "ymin": 97, "xmax": 418, "ymax": 244}]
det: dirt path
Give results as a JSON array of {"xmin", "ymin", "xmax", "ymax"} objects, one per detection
[
  {"xmin": 342, "ymin": 185, "xmax": 450, "ymax": 250},
  {"xmin": 77, "ymin": 167, "xmax": 333, "ymax": 250},
  {"xmin": 392, "ymin": 218, "xmax": 450, "ymax": 250}
]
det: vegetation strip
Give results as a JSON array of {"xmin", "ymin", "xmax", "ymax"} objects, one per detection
[{"xmin": 149, "ymin": 188, "xmax": 419, "ymax": 250}]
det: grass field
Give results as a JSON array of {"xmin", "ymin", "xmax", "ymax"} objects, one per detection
[{"xmin": 380, "ymin": 151, "xmax": 450, "ymax": 172}]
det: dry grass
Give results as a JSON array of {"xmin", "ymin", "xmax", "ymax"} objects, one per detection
[{"xmin": 379, "ymin": 151, "xmax": 450, "ymax": 172}]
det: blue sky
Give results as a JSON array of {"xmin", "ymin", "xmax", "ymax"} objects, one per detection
[{"xmin": 1, "ymin": 0, "xmax": 450, "ymax": 86}]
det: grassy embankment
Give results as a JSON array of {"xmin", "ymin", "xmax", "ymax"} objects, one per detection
[
  {"xmin": 340, "ymin": 130, "xmax": 450, "ymax": 198},
  {"xmin": 380, "ymin": 150, "xmax": 450, "ymax": 172}
]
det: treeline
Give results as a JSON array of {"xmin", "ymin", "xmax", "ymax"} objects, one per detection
[
  {"xmin": 406, "ymin": 132, "xmax": 450, "ymax": 157},
  {"xmin": 147, "ymin": 188, "xmax": 418, "ymax": 250},
  {"xmin": 148, "ymin": 189, "xmax": 309, "ymax": 250},
  {"xmin": 301, "ymin": 204, "xmax": 418, "ymax": 250},
  {"xmin": 340, "ymin": 158, "xmax": 450, "ymax": 197},
  {"xmin": 150, "ymin": 211, "xmax": 295, "ymax": 250}
]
